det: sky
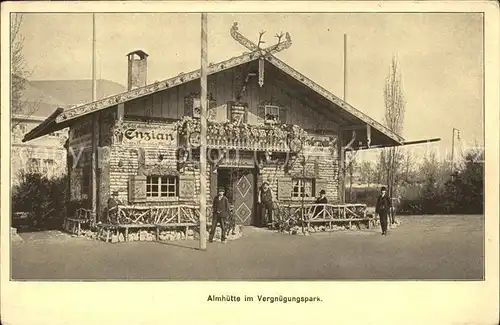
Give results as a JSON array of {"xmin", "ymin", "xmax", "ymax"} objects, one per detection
[{"xmin": 18, "ymin": 13, "xmax": 484, "ymax": 163}]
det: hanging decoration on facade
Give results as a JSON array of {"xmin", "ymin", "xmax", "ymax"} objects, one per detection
[
  {"xmin": 227, "ymin": 101, "xmax": 248, "ymax": 125},
  {"xmin": 230, "ymin": 22, "xmax": 292, "ymax": 88},
  {"xmin": 259, "ymin": 57, "xmax": 265, "ymax": 87},
  {"xmin": 177, "ymin": 147, "xmax": 190, "ymax": 173},
  {"xmin": 209, "ymin": 148, "xmax": 227, "ymax": 172},
  {"xmin": 175, "ymin": 116, "xmax": 305, "ymax": 152}
]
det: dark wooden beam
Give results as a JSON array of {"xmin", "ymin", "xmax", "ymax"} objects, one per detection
[{"xmin": 340, "ymin": 124, "xmax": 366, "ymax": 131}]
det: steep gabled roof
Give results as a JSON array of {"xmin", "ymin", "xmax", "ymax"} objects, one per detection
[{"xmin": 23, "ymin": 52, "xmax": 404, "ymax": 145}]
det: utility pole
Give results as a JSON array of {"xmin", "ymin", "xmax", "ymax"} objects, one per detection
[
  {"xmin": 199, "ymin": 13, "xmax": 208, "ymax": 250},
  {"xmin": 91, "ymin": 13, "xmax": 98, "ymax": 223},
  {"xmin": 340, "ymin": 33, "xmax": 348, "ymax": 203},
  {"xmin": 343, "ymin": 33, "xmax": 347, "ymax": 101},
  {"xmin": 451, "ymin": 127, "xmax": 460, "ymax": 177}
]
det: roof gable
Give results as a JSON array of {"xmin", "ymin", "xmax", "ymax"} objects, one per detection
[{"xmin": 25, "ymin": 52, "xmax": 403, "ymax": 145}]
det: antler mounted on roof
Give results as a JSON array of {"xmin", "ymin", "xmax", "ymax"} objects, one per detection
[{"xmin": 230, "ymin": 22, "xmax": 293, "ymax": 87}]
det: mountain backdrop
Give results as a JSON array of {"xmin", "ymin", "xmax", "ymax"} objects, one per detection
[{"xmin": 17, "ymin": 79, "xmax": 126, "ymax": 117}]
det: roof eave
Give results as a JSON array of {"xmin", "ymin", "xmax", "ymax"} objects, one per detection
[
  {"xmin": 22, "ymin": 107, "xmax": 64, "ymax": 142},
  {"xmin": 264, "ymin": 56, "xmax": 404, "ymax": 145},
  {"xmin": 55, "ymin": 52, "xmax": 261, "ymax": 124}
]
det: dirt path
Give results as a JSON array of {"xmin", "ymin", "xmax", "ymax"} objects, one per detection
[{"xmin": 11, "ymin": 215, "xmax": 484, "ymax": 280}]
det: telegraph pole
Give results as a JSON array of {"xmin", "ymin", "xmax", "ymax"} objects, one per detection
[
  {"xmin": 343, "ymin": 33, "xmax": 347, "ymax": 101},
  {"xmin": 451, "ymin": 128, "xmax": 460, "ymax": 177},
  {"xmin": 340, "ymin": 33, "xmax": 348, "ymax": 203},
  {"xmin": 199, "ymin": 13, "xmax": 208, "ymax": 250},
  {"xmin": 91, "ymin": 13, "xmax": 98, "ymax": 223}
]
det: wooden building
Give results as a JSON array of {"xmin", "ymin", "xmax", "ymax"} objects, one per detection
[{"xmin": 23, "ymin": 48, "xmax": 404, "ymax": 227}]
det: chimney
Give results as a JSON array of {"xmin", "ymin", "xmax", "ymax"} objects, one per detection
[{"xmin": 127, "ymin": 50, "xmax": 148, "ymax": 90}]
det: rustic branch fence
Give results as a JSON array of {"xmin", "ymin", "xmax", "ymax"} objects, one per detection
[
  {"xmin": 62, "ymin": 202, "xmax": 373, "ymax": 241},
  {"xmin": 275, "ymin": 203, "xmax": 372, "ymax": 231}
]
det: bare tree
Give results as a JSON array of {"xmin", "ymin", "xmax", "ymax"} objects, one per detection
[
  {"xmin": 382, "ymin": 56, "xmax": 406, "ymax": 200},
  {"xmin": 358, "ymin": 160, "xmax": 374, "ymax": 187},
  {"xmin": 346, "ymin": 151, "xmax": 358, "ymax": 202},
  {"xmin": 400, "ymin": 149, "xmax": 416, "ymax": 185},
  {"xmin": 11, "ymin": 14, "xmax": 37, "ymax": 126}
]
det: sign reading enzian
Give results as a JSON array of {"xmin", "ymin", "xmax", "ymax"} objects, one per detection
[{"xmin": 120, "ymin": 124, "xmax": 178, "ymax": 147}]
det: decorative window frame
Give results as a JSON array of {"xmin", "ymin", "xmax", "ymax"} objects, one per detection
[
  {"xmin": 139, "ymin": 166, "xmax": 181, "ymax": 202},
  {"xmin": 291, "ymin": 178, "xmax": 316, "ymax": 199},
  {"xmin": 146, "ymin": 175, "xmax": 179, "ymax": 199},
  {"xmin": 184, "ymin": 92, "xmax": 217, "ymax": 119},
  {"xmin": 264, "ymin": 105, "xmax": 280, "ymax": 125},
  {"xmin": 257, "ymin": 100, "xmax": 287, "ymax": 125}
]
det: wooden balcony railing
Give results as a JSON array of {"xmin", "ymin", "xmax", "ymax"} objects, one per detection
[{"xmin": 176, "ymin": 117, "xmax": 308, "ymax": 153}]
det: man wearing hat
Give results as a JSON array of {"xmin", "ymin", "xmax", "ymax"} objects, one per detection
[
  {"xmin": 375, "ymin": 186, "xmax": 392, "ymax": 236},
  {"xmin": 209, "ymin": 188, "xmax": 230, "ymax": 243},
  {"xmin": 257, "ymin": 181, "xmax": 275, "ymax": 227}
]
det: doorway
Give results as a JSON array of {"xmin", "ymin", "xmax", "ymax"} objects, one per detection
[{"xmin": 216, "ymin": 167, "xmax": 256, "ymax": 226}]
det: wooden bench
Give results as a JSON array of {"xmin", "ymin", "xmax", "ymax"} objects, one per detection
[{"xmin": 62, "ymin": 208, "xmax": 92, "ymax": 236}]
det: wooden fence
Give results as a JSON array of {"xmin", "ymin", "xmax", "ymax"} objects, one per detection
[
  {"xmin": 276, "ymin": 203, "xmax": 372, "ymax": 229},
  {"xmin": 106, "ymin": 204, "xmax": 213, "ymax": 226}
]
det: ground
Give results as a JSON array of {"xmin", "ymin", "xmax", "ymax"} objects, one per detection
[{"xmin": 11, "ymin": 215, "xmax": 484, "ymax": 280}]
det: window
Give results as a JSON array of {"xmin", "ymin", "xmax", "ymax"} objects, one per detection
[
  {"xmin": 42, "ymin": 159, "xmax": 55, "ymax": 176},
  {"xmin": 146, "ymin": 176, "xmax": 178, "ymax": 198},
  {"xmin": 27, "ymin": 158, "xmax": 40, "ymax": 173},
  {"xmin": 17, "ymin": 124, "xmax": 27, "ymax": 133},
  {"xmin": 291, "ymin": 178, "xmax": 315, "ymax": 198},
  {"xmin": 264, "ymin": 105, "xmax": 280, "ymax": 125}
]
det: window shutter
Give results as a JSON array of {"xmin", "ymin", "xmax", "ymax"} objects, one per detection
[
  {"xmin": 257, "ymin": 104, "xmax": 265, "ymax": 124},
  {"xmin": 244, "ymin": 106, "xmax": 249, "ymax": 123},
  {"xmin": 315, "ymin": 179, "xmax": 329, "ymax": 198},
  {"xmin": 277, "ymin": 177, "xmax": 293, "ymax": 199},
  {"xmin": 208, "ymin": 99, "xmax": 217, "ymax": 121},
  {"xmin": 226, "ymin": 102, "xmax": 232, "ymax": 122},
  {"xmin": 128, "ymin": 175, "xmax": 147, "ymax": 203},
  {"xmin": 314, "ymin": 158, "xmax": 320, "ymax": 177},
  {"xmin": 184, "ymin": 96, "xmax": 193, "ymax": 117},
  {"xmin": 279, "ymin": 107, "xmax": 287, "ymax": 124},
  {"xmin": 179, "ymin": 175, "xmax": 195, "ymax": 199},
  {"xmin": 210, "ymin": 167, "xmax": 217, "ymax": 199}
]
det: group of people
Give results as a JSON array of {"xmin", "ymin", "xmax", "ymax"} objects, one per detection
[{"xmin": 208, "ymin": 181, "xmax": 394, "ymax": 243}]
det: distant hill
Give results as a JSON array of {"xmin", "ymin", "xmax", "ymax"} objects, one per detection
[{"xmin": 17, "ymin": 79, "xmax": 126, "ymax": 118}]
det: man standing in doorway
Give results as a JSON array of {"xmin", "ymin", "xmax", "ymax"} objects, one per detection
[
  {"xmin": 258, "ymin": 181, "xmax": 275, "ymax": 228},
  {"xmin": 209, "ymin": 188, "xmax": 229, "ymax": 244},
  {"xmin": 375, "ymin": 186, "xmax": 392, "ymax": 236}
]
